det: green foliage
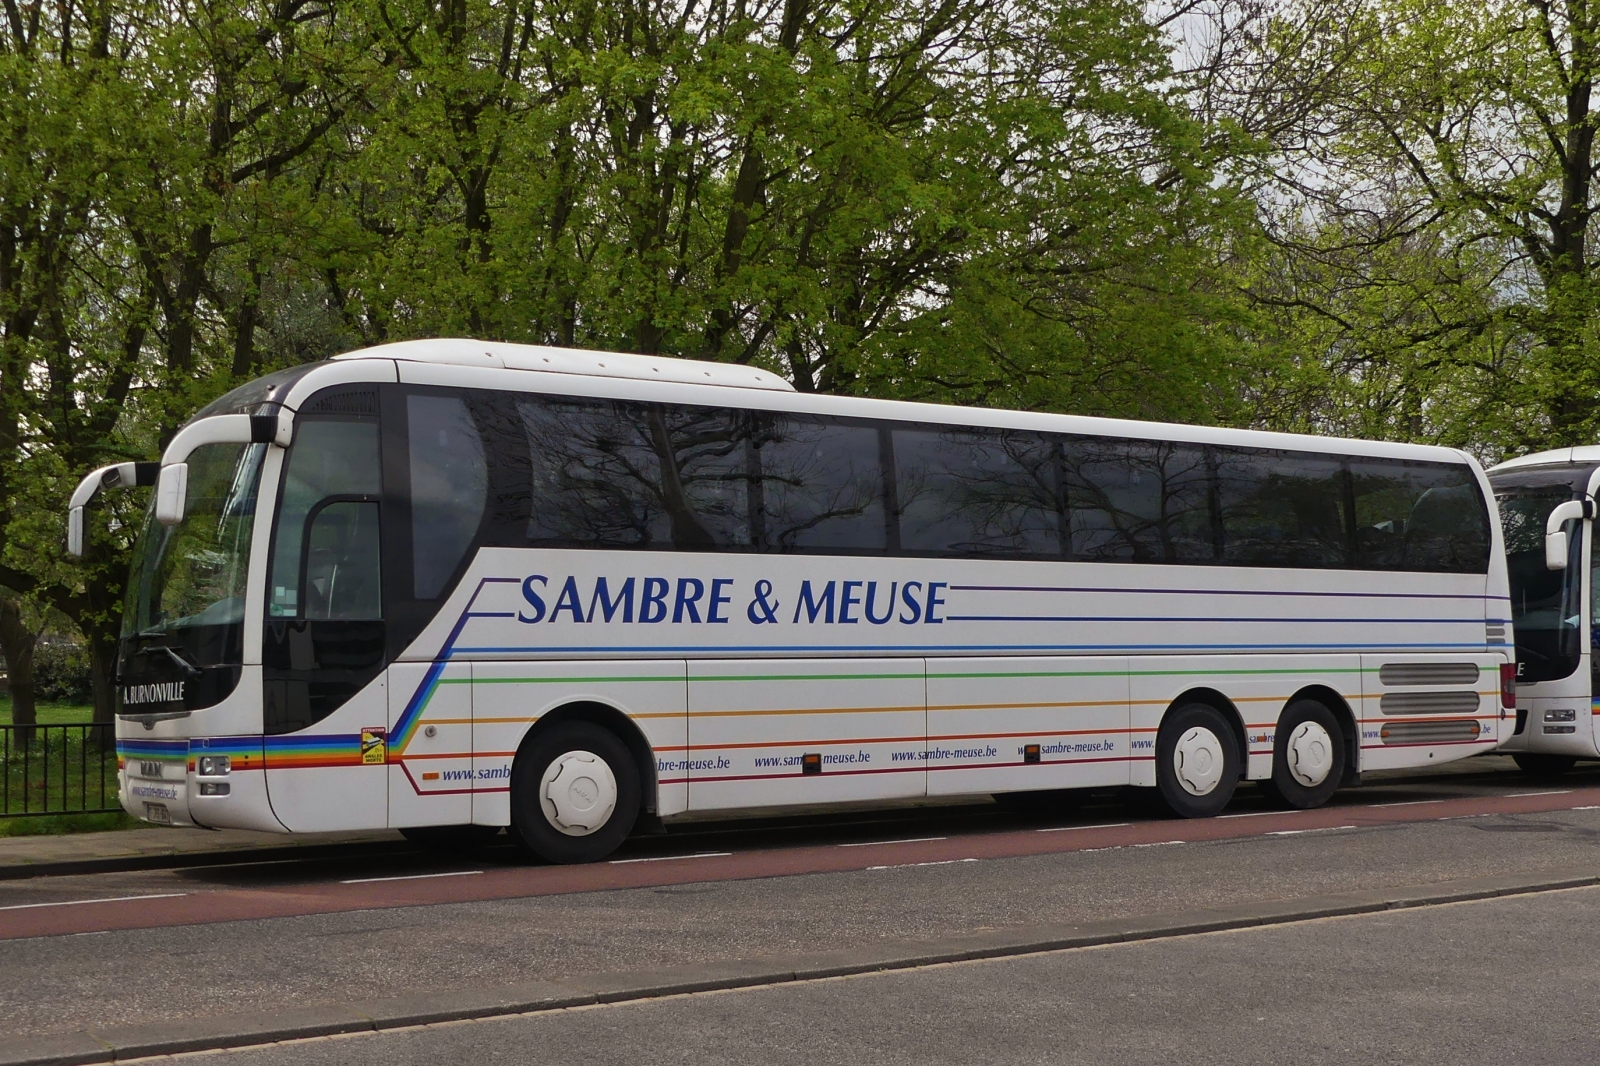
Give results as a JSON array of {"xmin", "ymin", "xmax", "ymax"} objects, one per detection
[
  {"xmin": 1, "ymin": 0, "xmax": 1253, "ymax": 694},
  {"xmin": 31, "ymin": 642, "xmax": 93, "ymax": 706}
]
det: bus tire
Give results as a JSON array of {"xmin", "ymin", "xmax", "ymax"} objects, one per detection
[
  {"xmin": 1512, "ymin": 753, "xmax": 1577, "ymax": 779},
  {"xmin": 1262, "ymin": 700, "xmax": 1345, "ymax": 809},
  {"xmin": 1156, "ymin": 703, "xmax": 1240, "ymax": 818},
  {"xmin": 510, "ymin": 721, "xmax": 640, "ymax": 864},
  {"xmin": 400, "ymin": 824, "xmax": 503, "ymax": 850}
]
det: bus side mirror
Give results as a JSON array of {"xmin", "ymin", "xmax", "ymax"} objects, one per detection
[
  {"xmin": 1546, "ymin": 529, "xmax": 1569, "ymax": 570},
  {"xmin": 151, "ymin": 410, "xmax": 291, "ymax": 528},
  {"xmin": 155, "ymin": 464, "xmax": 189, "ymax": 526},
  {"xmin": 1544, "ymin": 498, "xmax": 1595, "ymax": 570},
  {"xmin": 65, "ymin": 461, "xmax": 161, "ymax": 556},
  {"xmin": 67, "ymin": 507, "xmax": 85, "ymax": 557}
]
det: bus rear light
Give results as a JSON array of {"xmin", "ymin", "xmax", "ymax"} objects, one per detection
[{"xmin": 1500, "ymin": 663, "xmax": 1517, "ymax": 710}]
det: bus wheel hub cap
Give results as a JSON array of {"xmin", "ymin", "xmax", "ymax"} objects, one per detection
[
  {"xmin": 540, "ymin": 751, "xmax": 617, "ymax": 837},
  {"xmin": 1287, "ymin": 721, "xmax": 1334, "ymax": 787},
  {"xmin": 1175, "ymin": 727, "xmax": 1225, "ymax": 796}
]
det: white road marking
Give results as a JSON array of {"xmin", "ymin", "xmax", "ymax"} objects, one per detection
[
  {"xmin": 1219, "ymin": 810, "xmax": 1305, "ymax": 819},
  {"xmin": 341, "ymin": 870, "xmax": 482, "ymax": 884},
  {"xmin": 868, "ymin": 858, "xmax": 980, "ymax": 871},
  {"xmin": 1267, "ymin": 825, "xmax": 1356, "ymax": 836},
  {"xmin": 1505, "ymin": 789, "xmax": 1574, "ymax": 798},
  {"xmin": 0, "ymin": 893, "xmax": 188, "ymax": 912},
  {"xmin": 609, "ymin": 852, "xmax": 731, "ymax": 865},
  {"xmin": 1037, "ymin": 822, "xmax": 1132, "ymax": 833},
  {"xmin": 1367, "ymin": 799, "xmax": 1443, "ymax": 808},
  {"xmin": 1570, "ymin": 805, "xmax": 1600, "ymax": 811},
  {"xmin": 839, "ymin": 836, "xmax": 946, "ymax": 848}
]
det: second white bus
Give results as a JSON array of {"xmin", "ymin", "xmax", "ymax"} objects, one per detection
[{"xmin": 77, "ymin": 339, "xmax": 1514, "ymax": 862}]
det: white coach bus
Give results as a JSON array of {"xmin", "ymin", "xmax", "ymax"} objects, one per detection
[
  {"xmin": 71, "ymin": 340, "xmax": 1514, "ymax": 862},
  {"xmin": 1486, "ymin": 448, "xmax": 1600, "ymax": 775}
]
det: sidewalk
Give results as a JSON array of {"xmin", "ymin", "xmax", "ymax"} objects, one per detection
[{"xmin": 0, "ymin": 824, "xmax": 405, "ymax": 880}]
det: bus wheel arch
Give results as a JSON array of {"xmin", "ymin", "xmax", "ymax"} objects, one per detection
[
  {"xmin": 510, "ymin": 708, "xmax": 646, "ymax": 863},
  {"xmin": 518, "ymin": 700, "xmax": 659, "ymax": 816},
  {"xmin": 1162, "ymin": 688, "xmax": 1248, "ymax": 769},
  {"xmin": 1154, "ymin": 690, "xmax": 1245, "ymax": 818},
  {"xmin": 1263, "ymin": 689, "xmax": 1353, "ymax": 809},
  {"xmin": 1286, "ymin": 684, "xmax": 1359, "ymax": 785}
]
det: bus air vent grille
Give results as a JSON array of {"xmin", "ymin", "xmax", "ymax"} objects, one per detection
[
  {"xmin": 1379, "ymin": 662, "xmax": 1480, "ymax": 686},
  {"xmin": 1379, "ymin": 719, "xmax": 1482, "ymax": 744},
  {"xmin": 1379, "ymin": 691, "xmax": 1482, "ymax": 716},
  {"xmin": 304, "ymin": 386, "xmax": 378, "ymax": 416}
]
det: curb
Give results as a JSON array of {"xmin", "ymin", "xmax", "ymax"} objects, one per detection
[
  {"xmin": 4, "ymin": 866, "xmax": 1598, "ymax": 1065},
  {"xmin": 0, "ymin": 839, "xmax": 418, "ymax": 882}
]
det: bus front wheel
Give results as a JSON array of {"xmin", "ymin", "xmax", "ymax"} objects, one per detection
[
  {"xmin": 511, "ymin": 721, "xmax": 641, "ymax": 864},
  {"xmin": 1262, "ymin": 700, "xmax": 1345, "ymax": 810},
  {"xmin": 1155, "ymin": 703, "xmax": 1240, "ymax": 818}
]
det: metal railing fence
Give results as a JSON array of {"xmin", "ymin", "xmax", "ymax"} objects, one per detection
[{"xmin": 0, "ymin": 723, "xmax": 120, "ymax": 817}]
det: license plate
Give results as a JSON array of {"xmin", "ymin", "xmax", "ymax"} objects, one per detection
[{"xmin": 143, "ymin": 803, "xmax": 171, "ymax": 825}]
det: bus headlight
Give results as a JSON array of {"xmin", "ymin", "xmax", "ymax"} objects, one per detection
[{"xmin": 196, "ymin": 755, "xmax": 231, "ymax": 776}]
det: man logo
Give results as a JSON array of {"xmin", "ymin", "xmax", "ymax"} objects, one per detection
[{"xmin": 139, "ymin": 761, "xmax": 164, "ymax": 779}]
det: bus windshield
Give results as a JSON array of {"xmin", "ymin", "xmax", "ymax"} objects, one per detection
[
  {"xmin": 1496, "ymin": 481, "xmax": 1586, "ymax": 683},
  {"xmin": 124, "ymin": 442, "xmax": 266, "ymax": 639}
]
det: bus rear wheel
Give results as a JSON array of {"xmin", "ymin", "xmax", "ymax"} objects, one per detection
[
  {"xmin": 1512, "ymin": 753, "xmax": 1577, "ymax": 780},
  {"xmin": 1262, "ymin": 700, "xmax": 1345, "ymax": 810},
  {"xmin": 511, "ymin": 721, "xmax": 640, "ymax": 864},
  {"xmin": 1155, "ymin": 703, "xmax": 1240, "ymax": 818}
]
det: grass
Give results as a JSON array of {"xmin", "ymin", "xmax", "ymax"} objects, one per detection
[
  {"xmin": 0, "ymin": 696, "xmax": 131, "ymax": 834},
  {"xmin": 0, "ymin": 695, "xmax": 98, "ymax": 725}
]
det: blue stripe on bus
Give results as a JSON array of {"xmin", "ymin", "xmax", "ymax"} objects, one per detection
[
  {"xmin": 447, "ymin": 641, "xmax": 1494, "ymax": 655},
  {"xmin": 941, "ymin": 616, "xmax": 1488, "ymax": 624},
  {"xmin": 947, "ymin": 583, "xmax": 1510, "ymax": 600}
]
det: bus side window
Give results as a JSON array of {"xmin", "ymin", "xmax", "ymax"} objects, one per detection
[
  {"xmin": 268, "ymin": 420, "xmax": 382, "ymax": 618},
  {"xmin": 1348, "ymin": 460, "xmax": 1489, "ymax": 573},
  {"xmin": 408, "ymin": 394, "xmax": 487, "ymax": 599},
  {"xmin": 515, "ymin": 397, "xmax": 752, "ymax": 550},
  {"xmin": 303, "ymin": 500, "xmax": 382, "ymax": 620},
  {"xmin": 892, "ymin": 426, "xmax": 1059, "ymax": 557},
  {"xmin": 1061, "ymin": 438, "xmax": 1213, "ymax": 564},
  {"xmin": 751, "ymin": 414, "xmax": 886, "ymax": 554},
  {"xmin": 1213, "ymin": 448, "xmax": 1349, "ymax": 568}
]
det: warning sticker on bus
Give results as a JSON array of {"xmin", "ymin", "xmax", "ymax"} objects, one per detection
[{"xmin": 360, "ymin": 728, "xmax": 386, "ymax": 765}]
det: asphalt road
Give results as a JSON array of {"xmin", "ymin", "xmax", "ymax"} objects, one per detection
[
  {"xmin": 2, "ymin": 756, "xmax": 1599, "ymax": 1047},
  {"xmin": 204, "ymin": 884, "xmax": 1600, "ymax": 1066}
]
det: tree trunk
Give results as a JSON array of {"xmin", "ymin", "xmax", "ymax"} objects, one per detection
[{"xmin": 0, "ymin": 597, "xmax": 38, "ymax": 745}]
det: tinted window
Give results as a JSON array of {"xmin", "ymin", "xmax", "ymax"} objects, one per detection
[
  {"xmin": 751, "ymin": 414, "xmax": 887, "ymax": 554},
  {"xmin": 893, "ymin": 427, "xmax": 1061, "ymax": 557},
  {"xmin": 1498, "ymin": 488, "xmax": 1582, "ymax": 682},
  {"xmin": 466, "ymin": 389, "xmax": 1489, "ymax": 574},
  {"xmin": 1063, "ymin": 439, "xmax": 1214, "ymax": 563},
  {"xmin": 518, "ymin": 396, "xmax": 750, "ymax": 550},
  {"xmin": 409, "ymin": 394, "xmax": 487, "ymax": 599},
  {"xmin": 303, "ymin": 500, "xmax": 382, "ymax": 620},
  {"xmin": 1348, "ymin": 459, "xmax": 1488, "ymax": 572},
  {"xmin": 269, "ymin": 420, "xmax": 381, "ymax": 618},
  {"xmin": 1215, "ymin": 449, "xmax": 1350, "ymax": 568}
]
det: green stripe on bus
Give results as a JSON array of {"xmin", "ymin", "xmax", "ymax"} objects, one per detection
[{"xmin": 443, "ymin": 675, "xmax": 684, "ymax": 685}]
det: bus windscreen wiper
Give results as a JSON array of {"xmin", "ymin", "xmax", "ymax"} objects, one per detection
[{"xmin": 135, "ymin": 645, "xmax": 203, "ymax": 678}]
